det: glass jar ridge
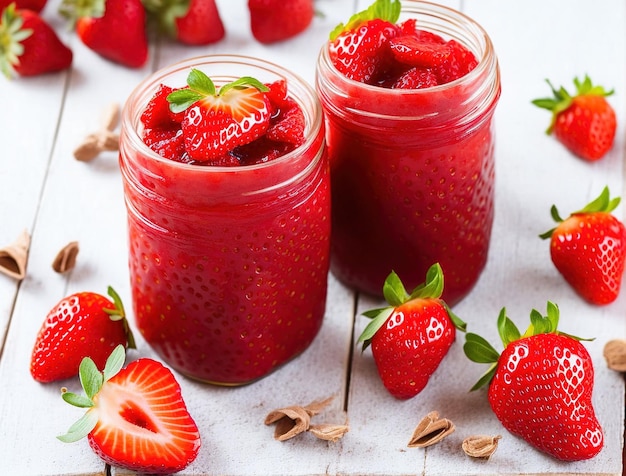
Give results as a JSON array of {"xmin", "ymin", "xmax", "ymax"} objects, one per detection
[{"xmin": 120, "ymin": 55, "xmax": 331, "ymax": 385}]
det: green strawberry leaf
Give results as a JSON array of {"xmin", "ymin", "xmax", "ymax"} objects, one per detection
[
  {"xmin": 105, "ymin": 286, "xmax": 136, "ymax": 350},
  {"xmin": 103, "ymin": 344, "xmax": 126, "ymax": 382},
  {"xmin": 469, "ymin": 363, "xmax": 498, "ymax": 392},
  {"xmin": 79, "ymin": 357, "xmax": 103, "ymax": 400},
  {"xmin": 57, "ymin": 410, "xmax": 99, "ymax": 443},
  {"xmin": 358, "ymin": 307, "xmax": 394, "ymax": 350},
  {"xmin": 409, "ymin": 263, "xmax": 444, "ymax": 300},
  {"xmin": 496, "ymin": 307, "xmax": 520, "ymax": 347},
  {"xmin": 61, "ymin": 391, "xmax": 93, "ymax": 408},
  {"xmin": 540, "ymin": 186, "xmax": 620, "ymax": 239},
  {"xmin": 444, "ymin": 302, "xmax": 466, "ymax": 332},
  {"xmin": 463, "ymin": 333, "xmax": 500, "ymax": 364},
  {"xmin": 382, "ymin": 271, "xmax": 409, "ymax": 307},
  {"xmin": 329, "ymin": 0, "xmax": 401, "ymax": 40}
]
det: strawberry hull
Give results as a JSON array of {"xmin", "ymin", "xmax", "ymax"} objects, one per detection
[
  {"xmin": 120, "ymin": 56, "xmax": 330, "ymax": 384},
  {"xmin": 316, "ymin": 1, "xmax": 501, "ymax": 305}
]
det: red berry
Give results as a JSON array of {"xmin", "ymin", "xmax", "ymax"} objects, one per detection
[
  {"xmin": 359, "ymin": 263, "xmax": 466, "ymax": 399},
  {"xmin": 540, "ymin": 187, "xmax": 626, "ymax": 305},
  {"xmin": 532, "ymin": 75, "xmax": 616, "ymax": 161},
  {"xmin": 249, "ymin": 0, "xmax": 314, "ymax": 44},
  {"xmin": 58, "ymin": 346, "xmax": 201, "ymax": 474},
  {"xmin": 0, "ymin": 5, "xmax": 73, "ymax": 78},
  {"xmin": 465, "ymin": 303, "xmax": 604, "ymax": 461},
  {"xmin": 30, "ymin": 287, "xmax": 135, "ymax": 382}
]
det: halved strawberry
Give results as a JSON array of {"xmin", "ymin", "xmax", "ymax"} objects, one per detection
[
  {"xmin": 167, "ymin": 69, "xmax": 271, "ymax": 162},
  {"xmin": 58, "ymin": 345, "xmax": 201, "ymax": 474},
  {"xmin": 328, "ymin": 0, "xmax": 401, "ymax": 84}
]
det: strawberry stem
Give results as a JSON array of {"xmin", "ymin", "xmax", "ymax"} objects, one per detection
[
  {"xmin": 358, "ymin": 263, "xmax": 466, "ymax": 350},
  {"xmin": 329, "ymin": 0, "xmax": 401, "ymax": 40},
  {"xmin": 167, "ymin": 69, "xmax": 269, "ymax": 114},
  {"xmin": 105, "ymin": 286, "xmax": 136, "ymax": 350},
  {"xmin": 58, "ymin": 345, "xmax": 127, "ymax": 443}
]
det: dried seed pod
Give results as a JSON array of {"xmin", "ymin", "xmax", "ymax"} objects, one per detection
[
  {"xmin": 603, "ymin": 339, "xmax": 626, "ymax": 372},
  {"xmin": 408, "ymin": 411, "xmax": 455, "ymax": 448},
  {"xmin": 309, "ymin": 423, "xmax": 349, "ymax": 442},
  {"xmin": 52, "ymin": 241, "xmax": 80, "ymax": 273},
  {"xmin": 0, "ymin": 229, "xmax": 30, "ymax": 280},
  {"xmin": 462, "ymin": 435, "xmax": 502, "ymax": 459},
  {"xmin": 74, "ymin": 103, "xmax": 121, "ymax": 161},
  {"xmin": 265, "ymin": 406, "xmax": 312, "ymax": 441}
]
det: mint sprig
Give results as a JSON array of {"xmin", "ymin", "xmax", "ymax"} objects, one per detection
[{"xmin": 329, "ymin": 0, "xmax": 401, "ymax": 40}]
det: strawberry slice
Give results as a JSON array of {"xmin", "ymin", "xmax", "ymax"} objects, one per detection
[
  {"xmin": 58, "ymin": 346, "xmax": 201, "ymax": 474},
  {"xmin": 167, "ymin": 69, "xmax": 271, "ymax": 162}
]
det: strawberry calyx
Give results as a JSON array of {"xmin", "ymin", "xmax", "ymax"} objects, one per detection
[
  {"xmin": 357, "ymin": 263, "xmax": 466, "ymax": 351},
  {"xmin": 105, "ymin": 286, "xmax": 136, "ymax": 350},
  {"xmin": 329, "ymin": 0, "xmax": 400, "ymax": 41},
  {"xmin": 166, "ymin": 69, "xmax": 269, "ymax": 114},
  {"xmin": 57, "ymin": 344, "xmax": 126, "ymax": 443},
  {"xmin": 464, "ymin": 302, "xmax": 592, "ymax": 391},
  {"xmin": 532, "ymin": 74, "xmax": 614, "ymax": 134},
  {"xmin": 142, "ymin": 0, "xmax": 190, "ymax": 38},
  {"xmin": 0, "ymin": 3, "xmax": 33, "ymax": 79},
  {"xmin": 58, "ymin": 0, "xmax": 105, "ymax": 27},
  {"xmin": 539, "ymin": 186, "xmax": 620, "ymax": 240}
]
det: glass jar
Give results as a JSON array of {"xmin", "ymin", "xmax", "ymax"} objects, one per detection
[
  {"xmin": 316, "ymin": 1, "xmax": 501, "ymax": 305},
  {"xmin": 119, "ymin": 55, "xmax": 330, "ymax": 385}
]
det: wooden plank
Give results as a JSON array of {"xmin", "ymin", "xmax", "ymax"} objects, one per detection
[{"xmin": 0, "ymin": 0, "xmax": 624, "ymax": 475}]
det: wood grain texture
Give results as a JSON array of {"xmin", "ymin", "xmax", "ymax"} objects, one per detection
[{"xmin": 0, "ymin": 0, "xmax": 624, "ymax": 475}]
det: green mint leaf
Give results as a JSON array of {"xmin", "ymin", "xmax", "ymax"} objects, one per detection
[
  {"xmin": 219, "ymin": 76, "xmax": 269, "ymax": 96},
  {"xmin": 329, "ymin": 0, "xmax": 400, "ymax": 40},
  {"xmin": 167, "ymin": 89, "xmax": 204, "ymax": 114},
  {"xmin": 187, "ymin": 68, "xmax": 215, "ymax": 95}
]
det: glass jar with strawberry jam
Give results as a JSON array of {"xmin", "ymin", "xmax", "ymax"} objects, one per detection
[
  {"xmin": 316, "ymin": 0, "xmax": 501, "ymax": 305},
  {"xmin": 119, "ymin": 55, "xmax": 330, "ymax": 385}
]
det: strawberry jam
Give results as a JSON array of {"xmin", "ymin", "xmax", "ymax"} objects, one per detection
[
  {"xmin": 316, "ymin": 0, "xmax": 501, "ymax": 304},
  {"xmin": 119, "ymin": 56, "xmax": 330, "ymax": 384}
]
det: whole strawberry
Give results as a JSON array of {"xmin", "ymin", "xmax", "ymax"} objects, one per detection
[
  {"xmin": 167, "ymin": 69, "xmax": 271, "ymax": 162},
  {"xmin": 58, "ymin": 345, "xmax": 201, "ymax": 474},
  {"xmin": 143, "ymin": 0, "xmax": 224, "ymax": 46},
  {"xmin": 30, "ymin": 287, "xmax": 136, "ymax": 382},
  {"xmin": 249, "ymin": 0, "xmax": 314, "ymax": 44},
  {"xmin": 358, "ymin": 263, "xmax": 466, "ymax": 400},
  {"xmin": 0, "ymin": 0, "xmax": 46, "ymax": 12},
  {"xmin": 328, "ymin": 0, "xmax": 401, "ymax": 84},
  {"xmin": 540, "ymin": 186, "xmax": 626, "ymax": 305},
  {"xmin": 464, "ymin": 302, "xmax": 604, "ymax": 461},
  {"xmin": 59, "ymin": 0, "xmax": 148, "ymax": 68},
  {"xmin": 532, "ymin": 75, "xmax": 616, "ymax": 161},
  {"xmin": 0, "ymin": 3, "xmax": 73, "ymax": 79}
]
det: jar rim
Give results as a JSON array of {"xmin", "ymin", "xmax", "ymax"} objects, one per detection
[
  {"xmin": 317, "ymin": 0, "xmax": 499, "ymax": 98},
  {"xmin": 121, "ymin": 54, "xmax": 323, "ymax": 173}
]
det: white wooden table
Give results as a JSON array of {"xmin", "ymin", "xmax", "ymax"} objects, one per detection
[{"xmin": 1, "ymin": 0, "xmax": 625, "ymax": 474}]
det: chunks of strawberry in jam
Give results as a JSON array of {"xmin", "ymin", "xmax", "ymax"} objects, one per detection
[
  {"xmin": 139, "ymin": 76, "xmax": 306, "ymax": 165},
  {"xmin": 329, "ymin": 13, "xmax": 478, "ymax": 89}
]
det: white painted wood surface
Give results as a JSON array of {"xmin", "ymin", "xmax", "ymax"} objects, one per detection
[{"xmin": 0, "ymin": 0, "xmax": 624, "ymax": 475}]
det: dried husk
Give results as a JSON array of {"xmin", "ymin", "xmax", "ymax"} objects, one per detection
[
  {"xmin": 408, "ymin": 411, "xmax": 455, "ymax": 448},
  {"xmin": 309, "ymin": 423, "xmax": 349, "ymax": 442},
  {"xmin": 603, "ymin": 339, "xmax": 626, "ymax": 372},
  {"xmin": 52, "ymin": 241, "xmax": 79, "ymax": 273},
  {"xmin": 264, "ymin": 406, "xmax": 312, "ymax": 441},
  {"xmin": 74, "ymin": 103, "xmax": 120, "ymax": 161},
  {"xmin": 462, "ymin": 435, "xmax": 502, "ymax": 459},
  {"xmin": 0, "ymin": 229, "xmax": 30, "ymax": 280}
]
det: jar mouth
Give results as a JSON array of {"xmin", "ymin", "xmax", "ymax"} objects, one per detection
[
  {"xmin": 316, "ymin": 0, "xmax": 501, "ymax": 123},
  {"xmin": 122, "ymin": 54, "xmax": 323, "ymax": 173}
]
